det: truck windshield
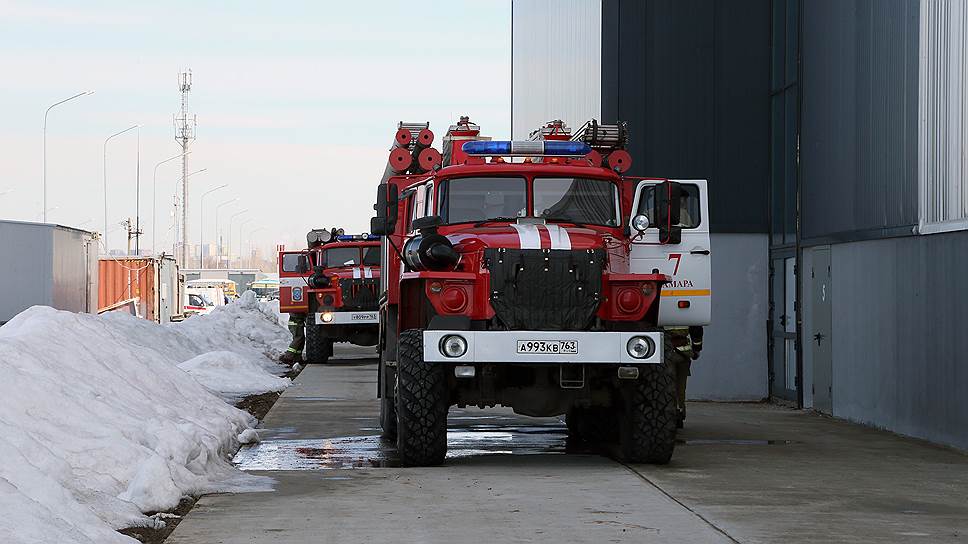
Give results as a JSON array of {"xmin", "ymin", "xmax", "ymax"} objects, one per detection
[
  {"xmin": 324, "ymin": 247, "xmax": 360, "ymax": 267},
  {"xmin": 362, "ymin": 246, "xmax": 380, "ymax": 266},
  {"xmin": 533, "ymin": 177, "xmax": 619, "ymax": 227},
  {"xmin": 439, "ymin": 176, "xmax": 527, "ymax": 224}
]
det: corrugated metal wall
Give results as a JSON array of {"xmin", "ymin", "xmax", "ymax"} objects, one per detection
[
  {"xmin": 800, "ymin": 0, "xmax": 920, "ymax": 242},
  {"xmin": 601, "ymin": 0, "xmax": 771, "ymax": 233},
  {"xmin": 0, "ymin": 221, "xmax": 94, "ymax": 323},
  {"xmin": 918, "ymin": 0, "xmax": 968, "ymax": 233},
  {"xmin": 799, "ymin": 233, "xmax": 968, "ymax": 451},
  {"xmin": 688, "ymin": 233, "xmax": 770, "ymax": 401},
  {"xmin": 51, "ymin": 227, "xmax": 95, "ymax": 314},
  {"xmin": 510, "ymin": 0, "xmax": 602, "ymax": 139},
  {"xmin": 0, "ymin": 222, "xmax": 53, "ymax": 323}
]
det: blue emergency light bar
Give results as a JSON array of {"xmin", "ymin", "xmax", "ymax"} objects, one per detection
[
  {"xmin": 463, "ymin": 140, "xmax": 592, "ymax": 157},
  {"xmin": 336, "ymin": 234, "xmax": 381, "ymax": 241}
]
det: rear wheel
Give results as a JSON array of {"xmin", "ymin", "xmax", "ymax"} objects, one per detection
[
  {"xmin": 396, "ymin": 329, "xmax": 448, "ymax": 466},
  {"xmin": 305, "ymin": 323, "xmax": 332, "ymax": 364},
  {"xmin": 619, "ymin": 362, "xmax": 677, "ymax": 464}
]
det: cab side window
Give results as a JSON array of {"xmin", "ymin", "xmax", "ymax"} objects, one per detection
[
  {"xmin": 637, "ymin": 184, "xmax": 701, "ymax": 229},
  {"xmin": 281, "ymin": 253, "xmax": 303, "ymax": 272},
  {"xmin": 408, "ymin": 183, "xmax": 429, "ymax": 233}
]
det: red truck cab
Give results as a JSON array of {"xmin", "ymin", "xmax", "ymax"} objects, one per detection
[
  {"xmin": 370, "ymin": 118, "xmax": 709, "ymax": 466},
  {"xmin": 278, "ymin": 232, "xmax": 382, "ymax": 363}
]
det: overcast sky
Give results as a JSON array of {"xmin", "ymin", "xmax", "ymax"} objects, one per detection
[{"xmin": 0, "ymin": 0, "xmax": 511, "ymax": 253}]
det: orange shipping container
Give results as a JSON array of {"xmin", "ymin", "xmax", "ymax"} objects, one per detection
[{"xmin": 98, "ymin": 256, "xmax": 180, "ymax": 323}]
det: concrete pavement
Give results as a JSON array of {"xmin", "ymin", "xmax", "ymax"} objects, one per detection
[{"xmin": 168, "ymin": 345, "xmax": 968, "ymax": 543}]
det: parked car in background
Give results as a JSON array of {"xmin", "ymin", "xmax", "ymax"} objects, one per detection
[
  {"xmin": 184, "ymin": 282, "xmax": 226, "ymax": 317},
  {"xmin": 250, "ymin": 278, "xmax": 280, "ymax": 302},
  {"xmin": 184, "ymin": 291, "xmax": 216, "ymax": 317}
]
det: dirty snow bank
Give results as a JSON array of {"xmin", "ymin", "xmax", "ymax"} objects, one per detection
[
  {"xmin": 178, "ymin": 351, "xmax": 289, "ymax": 401},
  {"xmin": 0, "ymin": 293, "xmax": 292, "ymax": 544}
]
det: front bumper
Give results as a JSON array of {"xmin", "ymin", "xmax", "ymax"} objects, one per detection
[
  {"xmin": 422, "ymin": 330, "xmax": 663, "ymax": 364},
  {"xmin": 314, "ymin": 311, "xmax": 379, "ymax": 325}
]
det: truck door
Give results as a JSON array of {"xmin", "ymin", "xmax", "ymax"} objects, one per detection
[
  {"xmin": 629, "ymin": 179, "xmax": 711, "ymax": 326},
  {"xmin": 278, "ymin": 250, "xmax": 310, "ymax": 314}
]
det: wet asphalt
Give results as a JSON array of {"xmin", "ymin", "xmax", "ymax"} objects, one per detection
[{"xmin": 167, "ymin": 344, "xmax": 968, "ymax": 544}]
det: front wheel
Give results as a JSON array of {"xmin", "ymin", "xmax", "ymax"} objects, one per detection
[
  {"xmin": 395, "ymin": 329, "xmax": 448, "ymax": 466},
  {"xmin": 305, "ymin": 323, "xmax": 333, "ymax": 364},
  {"xmin": 380, "ymin": 363, "xmax": 397, "ymax": 440},
  {"xmin": 619, "ymin": 362, "xmax": 678, "ymax": 464}
]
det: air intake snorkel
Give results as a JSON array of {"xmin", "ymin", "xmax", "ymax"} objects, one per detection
[{"xmin": 403, "ymin": 215, "xmax": 459, "ymax": 271}]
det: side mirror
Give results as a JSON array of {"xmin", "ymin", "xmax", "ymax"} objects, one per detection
[
  {"xmin": 654, "ymin": 181, "xmax": 682, "ymax": 244},
  {"xmin": 371, "ymin": 183, "xmax": 399, "ymax": 236},
  {"xmin": 296, "ymin": 254, "xmax": 309, "ymax": 274}
]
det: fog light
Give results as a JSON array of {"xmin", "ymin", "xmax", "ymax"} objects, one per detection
[
  {"xmin": 617, "ymin": 366, "xmax": 640, "ymax": 380},
  {"xmin": 626, "ymin": 336, "xmax": 655, "ymax": 359},
  {"xmin": 439, "ymin": 335, "xmax": 467, "ymax": 358},
  {"xmin": 454, "ymin": 365, "xmax": 476, "ymax": 378},
  {"xmin": 321, "ymin": 312, "xmax": 334, "ymax": 323}
]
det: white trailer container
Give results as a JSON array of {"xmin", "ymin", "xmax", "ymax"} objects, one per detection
[{"xmin": 0, "ymin": 220, "xmax": 98, "ymax": 324}]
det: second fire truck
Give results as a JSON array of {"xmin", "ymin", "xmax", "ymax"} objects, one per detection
[{"xmin": 278, "ymin": 229, "xmax": 382, "ymax": 363}]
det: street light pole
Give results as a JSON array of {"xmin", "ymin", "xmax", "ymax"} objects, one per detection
[
  {"xmin": 44, "ymin": 90, "xmax": 93, "ymax": 223},
  {"xmin": 214, "ymin": 198, "xmax": 237, "ymax": 269},
  {"xmin": 245, "ymin": 227, "xmax": 267, "ymax": 269},
  {"xmin": 199, "ymin": 183, "xmax": 228, "ymax": 268},
  {"xmin": 152, "ymin": 151, "xmax": 190, "ymax": 255},
  {"xmin": 103, "ymin": 124, "xmax": 138, "ymax": 251},
  {"xmin": 238, "ymin": 218, "xmax": 255, "ymax": 269},
  {"xmin": 134, "ymin": 128, "xmax": 142, "ymax": 254},
  {"xmin": 167, "ymin": 168, "xmax": 206, "ymax": 260},
  {"xmin": 227, "ymin": 209, "xmax": 249, "ymax": 270}
]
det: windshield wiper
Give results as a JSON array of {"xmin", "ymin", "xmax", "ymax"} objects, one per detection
[{"xmin": 474, "ymin": 217, "xmax": 520, "ymax": 227}]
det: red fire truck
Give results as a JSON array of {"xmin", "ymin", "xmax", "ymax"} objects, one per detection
[
  {"xmin": 371, "ymin": 118, "xmax": 711, "ymax": 466},
  {"xmin": 278, "ymin": 229, "xmax": 382, "ymax": 363}
]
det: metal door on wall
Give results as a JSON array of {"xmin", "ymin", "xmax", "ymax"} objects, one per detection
[
  {"xmin": 811, "ymin": 248, "xmax": 833, "ymax": 413},
  {"xmin": 769, "ymin": 254, "xmax": 798, "ymax": 401}
]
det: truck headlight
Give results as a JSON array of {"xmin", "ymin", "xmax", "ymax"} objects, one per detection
[
  {"xmin": 320, "ymin": 312, "xmax": 334, "ymax": 323},
  {"xmin": 626, "ymin": 336, "xmax": 655, "ymax": 359},
  {"xmin": 439, "ymin": 335, "xmax": 468, "ymax": 358}
]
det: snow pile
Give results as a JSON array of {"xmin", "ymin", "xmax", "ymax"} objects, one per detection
[
  {"xmin": 178, "ymin": 351, "xmax": 290, "ymax": 401},
  {"xmin": 0, "ymin": 294, "xmax": 293, "ymax": 544},
  {"xmin": 172, "ymin": 291, "xmax": 291, "ymax": 373}
]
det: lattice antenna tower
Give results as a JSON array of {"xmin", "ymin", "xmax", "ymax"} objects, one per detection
[{"xmin": 173, "ymin": 69, "xmax": 197, "ymax": 266}]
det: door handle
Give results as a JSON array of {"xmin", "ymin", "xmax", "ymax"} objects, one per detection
[{"xmin": 690, "ymin": 249, "xmax": 710, "ymax": 255}]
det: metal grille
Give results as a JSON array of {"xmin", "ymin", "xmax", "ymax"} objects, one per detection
[
  {"xmin": 485, "ymin": 248, "xmax": 604, "ymax": 331},
  {"xmin": 339, "ymin": 278, "xmax": 379, "ymax": 310}
]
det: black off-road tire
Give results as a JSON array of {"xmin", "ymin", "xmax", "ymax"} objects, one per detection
[
  {"xmin": 396, "ymin": 329, "xmax": 448, "ymax": 466},
  {"xmin": 305, "ymin": 323, "xmax": 332, "ymax": 364},
  {"xmin": 619, "ymin": 362, "xmax": 678, "ymax": 464},
  {"xmin": 380, "ymin": 365, "xmax": 398, "ymax": 440}
]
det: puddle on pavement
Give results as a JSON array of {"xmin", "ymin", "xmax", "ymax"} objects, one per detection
[
  {"xmin": 677, "ymin": 439, "xmax": 796, "ymax": 446},
  {"xmin": 234, "ymin": 423, "xmax": 571, "ymax": 470},
  {"xmin": 235, "ymin": 417, "xmax": 794, "ymax": 471}
]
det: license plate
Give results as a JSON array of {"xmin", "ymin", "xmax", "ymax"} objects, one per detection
[{"xmin": 516, "ymin": 340, "xmax": 578, "ymax": 355}]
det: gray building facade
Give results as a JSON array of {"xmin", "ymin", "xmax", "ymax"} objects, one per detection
[
  {"xmin": 512, "ymin": 0, "xmax": 772, "ymax": 402},
  {"xmin": 512, "ymin": 0, "xmax": 968, "ymax": 450}
]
